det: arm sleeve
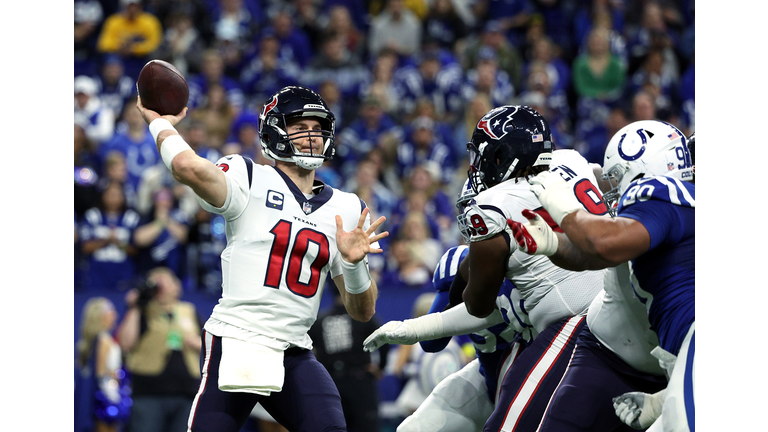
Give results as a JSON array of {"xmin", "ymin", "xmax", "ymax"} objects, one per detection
[
  {"xmin": 196, "ymin": 155, "xmax": 252, "ymax": 221},
  {"xmin": 408, "ymin": 302, "xmax": 505, "ymax": 341},
  {"xmin": 419, "ymin": 291, "xmax": 453, "ymax": 352}
]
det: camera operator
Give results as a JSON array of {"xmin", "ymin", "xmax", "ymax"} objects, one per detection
[{"xmin": 117, "ymin": 266, "xmax": 202, "ymax": 432}]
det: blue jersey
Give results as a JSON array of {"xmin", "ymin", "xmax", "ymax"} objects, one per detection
[
  {"xmin": 617, "ymin": 176, "xmax": 695, "ymax": 355},
  {"xmin": 423, "ymin": 246, "xmax": 521, "ymax": 400}
]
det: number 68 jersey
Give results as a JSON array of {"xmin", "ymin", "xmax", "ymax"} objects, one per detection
[
  {"xmin": 459, "ymin": 149, "xmax": 606, "ymax": 332},
  {"xmin": 198, "ymin": 154, "xmax": 376, "ymax": 351}
]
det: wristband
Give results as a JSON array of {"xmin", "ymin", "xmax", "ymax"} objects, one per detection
[
  {"xmin": 149, "ymin": 118, "xmax": 175, "ymax": 143},
  {"xmin": 160, "ymin": 134, "xmax": 192, "ymax": 171},
  {"xmin": 341, "ymin": 258, "xmax": 372, "ymax": 294}
]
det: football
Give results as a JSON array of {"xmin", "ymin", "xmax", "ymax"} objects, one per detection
[{"xmin": 136, "ymin": 60, "xmax": 189, "ymax": 116}]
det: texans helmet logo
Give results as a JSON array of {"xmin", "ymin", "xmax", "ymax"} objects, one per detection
[{"xmin": 476, "ymin": 106, "xmax": 519, "ymax": 139}]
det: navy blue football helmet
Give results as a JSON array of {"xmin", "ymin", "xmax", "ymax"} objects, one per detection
[
  {"xmin": 466, "ymin": 105, "xmax": 554, "ymax": 193},
  {"xmin": 259, "ymin": 86, "xmax": 336, "ymax": 170}
]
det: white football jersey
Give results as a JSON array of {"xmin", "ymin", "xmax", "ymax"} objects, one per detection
[
  {"xmin": 198, "ymin": 155, "xmax": 375, "ymax": 350},
  {"xmin": 462, "ymin": 150, "xmax": 604, "ymax": 332},
  {"xmin": 587, "ymin": 264, "xmax": 664, "ymax": 376}
]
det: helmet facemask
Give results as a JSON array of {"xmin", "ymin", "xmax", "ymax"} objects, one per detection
[{"xmin": 261, "ymin": 111, "xmax": 335, "ymax": 170}]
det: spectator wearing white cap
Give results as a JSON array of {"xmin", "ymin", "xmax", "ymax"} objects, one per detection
[{"xmin": 75, "ymin": 75, "xmax": 116, "ymax": 147}]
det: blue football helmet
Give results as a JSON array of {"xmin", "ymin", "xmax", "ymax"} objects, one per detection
[
  {"xmin": 259, "ymin": 86, "xmax": 336, "ymax": 170},
  {"xmin": 466, "ymin": 105, "xmax": 554, "ymax": 194}
]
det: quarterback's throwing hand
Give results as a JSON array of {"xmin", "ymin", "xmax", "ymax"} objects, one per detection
[
  {"xmin": 507, "ymin": 210, "xmax": 559, "ymax": 256},
  {"xmin": 363, "ymin": 320, "xmax": 418, "ymax": 352},
  {"xmin": 336, "ymin": 208, "xmax": 389, "ymax": 263}
]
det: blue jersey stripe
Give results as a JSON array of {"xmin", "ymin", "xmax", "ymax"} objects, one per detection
[{"xmin": 684, "ymin": 330, "xmax": 695, "ymax": 432}]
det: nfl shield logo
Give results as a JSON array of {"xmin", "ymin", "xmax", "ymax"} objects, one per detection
[
  {"xmin": 667, "ymin": 162, "xmax": 674, "ymax": 171},
  {"xmin": 303, "ymin": 201, "xmax": 312, "ymax": 214}
]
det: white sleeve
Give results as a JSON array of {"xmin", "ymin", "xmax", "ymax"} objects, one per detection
[
  {"xmin": 196, "ymin": 154, "xmax": 252, "ymax": 221},
  {"xmin": 408, "ymin": 303, "xmax": 505, "ymax": 340}
]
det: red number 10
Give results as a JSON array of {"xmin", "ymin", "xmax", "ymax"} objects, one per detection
[{"xmin": 265, "ymin": 220, "xmax": 330, "ymax": 297}]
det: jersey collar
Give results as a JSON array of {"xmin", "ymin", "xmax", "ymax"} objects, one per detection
[{"xmin": 272, "ymin": 166, "xmax": 334, "ymax": 215}]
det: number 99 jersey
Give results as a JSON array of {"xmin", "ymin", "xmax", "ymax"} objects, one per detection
[
  {"xmin": 459, "ymin": 149, "xmax": 606, "ymax": 332},
  {"xmin": 197, "ymin": 154, "xmax": 377, "ymax": 350}
]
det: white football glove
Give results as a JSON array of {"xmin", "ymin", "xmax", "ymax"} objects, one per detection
[
  {"xmin": 363, "ymin": 320, "xmax": 418, "ymax": 352},
  {"xmin": 507, "ymin": 210, "xmax": 559, "ymax": 256},
  {"xmin": 528, "ymin": 170, "xmax": 583, "ymax": 226},
  {"xmin": 612, "ymin": 390, "xmax": 665, "ymax": 430}
]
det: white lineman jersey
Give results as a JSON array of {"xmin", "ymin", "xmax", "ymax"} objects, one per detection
[
  {"xmin": 587, "ymin": 263, "xmax": 665, "ymax": 376},
  {"xmin": 461, "ymin": 150, "xmax": 604, "ymax": 332},
  {"xmin": 198, "ymin": 155, "xmax": 374, "ymax": 350}
]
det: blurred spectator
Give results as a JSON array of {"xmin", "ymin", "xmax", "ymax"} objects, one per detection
[
  {"xmin": 134, "ymin": 188, "xmax": 190, "ymax": 280},
  {"xmin": 452, "ymin": 92, "xmax": 492, "ymax": 152},
  {"xmin": 153, "ymin": 10, "xmax": 206, "ymax": 77},
  {"xmin": 380, "ymin": 239, "xmax": 433, "ymax": 290},
  {"xmin": 144, "ymin": 0, "xmax": 214, "ymax": 46},
  {"xmin": 360, "ymin": 49, "xmax": 402, "ymax": 115},
  {"xmin": 303, "ymin": 31, "xmax": 369, "ymax": 100},
  {"xmin": 474, "ymin": 0, "xmax": 534, "ymax": 48},
  {"xmin": 397, "ymin": 211, "xmax": 443, "ymax": 269},
  {"xmin": 267, "ymin": 8, "xmax": 313, "ymax": 68},
  {"xmin": 396, "ymin": 116, "xmax": 455, "ymax": 185},
  {"xmin": 368, "ymin": 0, "xmax": 422, "ymax": 58},
  {"xmin": 518, "ymin": 62, "xmax": 571, "ymax": 142},
  {"xmin": 189, "ymin": 83, "xmax": 237, "ymax": 148},
  {"xmin": 392, "ymin": 163, "xmax": 454, "ymax": 238},
  {"xmin": 318, "ymin": 80, "xmax": 352, "ymax": 132},
  {"xmin": 100, "ymin": 150, "xmax": 139, "ymax": 209},
  {"xmin": 75, "ymin": 0, "xmax": 111, "ymax": 77},
  {"xmin": 369, "ymin": 0, "xmax": 429, "ymax": 20},
  {"xmin": 574, "ymin": 1, "xmax": 628, "ymax": 69},
  {"xmin": 677, "ymin": 53, "xmax": 694, "ymax": 135},
  {"xmin": 533, "ymin": 0, "xmax": 578, "ymax": 57},
  {"xmin": 240, "ymin": 31, "xmax": 300, "ymax": 105},
  {"xmin": 628, "ymin": 48, "xmax": 676, "ymax": 114},
  {"xmin": 75, "ymin": 123, "xmax": 103, "ymax": 216},
  {"xmin": 224, "ymin": 109, "xmax": 261, "ymax": 160},
  {"xmin": 523, "ymin": 36, "xmax": 570, "ymax": 94},
  {"xmin": 625, "ymin": 0, "xmax": 680, "ymax": 78},
  {"xmin": 75, "ymin": 75, "xmax": 116, "ymax": 148},
  {"xmin": 574, "ymin": 104, "xmax": 629, "ymax": 164},
  {"xmin": 631, "ymin": 89, "xmax": 658, "ymax": 121},
  {"xmin": 463, "ymin": 20, "xmax": 524, "ymax": 90},
  {"xmin": 182, "ymin": 120, "xmax": 223, "ymax": 163},
  {"xmin": 94, "ymin": 55, "xmax": 137, "ymax": 118},
  {"xmin": 79, "ymin": 181, "xmax": 140, "ymax": 291},
  {"xmin": 307, "ymin": 287, "xmax": 390, "ymax": 432},
  {"xmin": 394, "ymin": 51, "xmax": 464, "ymax": 122},
  {"xmin": 344, "ymin": 158, "xmax": 398, "ymax": 225},
  {"xmin": 96, "ymin": 0, "xmax": 163, "ymax": 79},
  {"xmin": 409, "ymin": 98, "xmax": 459, "ymax": 158},
  {"xmin": 293, "ymin": 0, "xmax": 324, "ymax": 51},
  {"xmin": 186, "ymin": 207, "xmax": 227, "ymax": 294},
  {"xmin": 74, "ymin": 297, "xmax": 131, "ymax": 432},
  {"xmin": 422, "ymin": 0, "xmax": 469, "ymax": 51},
  {"xmin": 517, "ymin": 90, "xmax": 572, "ymax": 149},
  {"xmin": 461, "ymin": 50, "xmax": 515, "ymax": 111},
  {"xmin": 336, "ymin": 95, "xmax": 403, "ymax": 180},
  {"xmin": 117, "ymin": 267, "xmax": 202, "ymax": 432},
  {"xmin": 572, "ymin": 27, "xmax": 626, "ymax": 102},
  {"xmin": 187, "ymin": 49, "xmax": 245, "ymax": 112},
  {"xmin": 99, "ymin": 97, "xmax": 161, "ymax": 192},
  {"xmin": 323, "ymin": 4, "xmax": 367, "ymax": 59}
]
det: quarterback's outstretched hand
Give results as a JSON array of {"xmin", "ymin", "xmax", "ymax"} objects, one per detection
[
  {"xmin": 612, "ymin": 390, "xmax": 665, "ymax": 430},
  {"xmin": 363, "ymin": 320, "xmax": 418, "ymax": 352},
  {"xmin": 136, "ymin": 96, "xmax": 187, "ymax": 126},
  {"xmin": 336, "ymin": 208, "xmax": 389, "ymax": 263},
  {"xmin": 528, "ymin": 170, "xmax": 582, "ymax": 226},
  {"xmin": 507, "ymin": 210, "xmax": 559, "ymax": 256}
]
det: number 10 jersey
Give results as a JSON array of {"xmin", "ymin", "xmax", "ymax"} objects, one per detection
[{"xmin": 198, "ymin": 155, "xmax": 373, "ymax": 350}]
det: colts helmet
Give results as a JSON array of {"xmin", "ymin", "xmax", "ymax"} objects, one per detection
[
  {"xmin": 259, "ymin": 86, "xmax": 336, "ymax": 170},
  {"xmin": 466, "ymin": 105, "xmax": 554, "ymax": 194},
  {"xmin": 601, "ymin": 120, "xmax": 693, "ymax": 214}
]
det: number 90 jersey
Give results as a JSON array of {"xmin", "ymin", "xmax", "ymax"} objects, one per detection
[
  {"xmin": 460, "ymin": 150, "xmax": 605, "ymax": 332},
  {"xmin": 198, "ymin": 155, "xmax": 376, "ymax": 350}
]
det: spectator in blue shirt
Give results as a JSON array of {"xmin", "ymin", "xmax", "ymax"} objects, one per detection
[
  {"xmin": 396, "ymin": 116, "xmax": 455, "ymax": 185},
  {"xmin": 99, "ymin": 97, "xmax": 160, "ymax": 192},
  {"xmin": 303, "ymin": 31, "xmax": 370, "ymax": 101},
  {"xmin": 461, "ymin": 49, "xmax": 515, "ymax": 111},
  {"xmin": 187, "ymin": 49, "xmax": 245, "ymax": 112},
  {"xmin": 94, "ymin": 55, "xmax": 136, "ymax": 118},
  {"xmin": 239, "ymin": 31, "xmax": 300, "ymax": 105},
  {"xmin": 266, "ymin": 8, "xmax": 313, "ymax": 68},
  {"xmin": 133, "ymin": 187, "xmax": 190, "ymax": 281}
]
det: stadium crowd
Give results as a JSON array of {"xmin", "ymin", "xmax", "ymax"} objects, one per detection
[{"xmin": 74, "ymin": 0, "xmax": 695, "ymax": 431}]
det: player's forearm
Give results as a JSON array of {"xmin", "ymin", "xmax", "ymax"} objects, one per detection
[
  {"xmin": 156, "ymin": 132, "xmax": 226, "ymax": 207},
  {"xmin": 464, "ymin": 236, "xmax": 508, "ymax": 318},
  {"xmin": 548, "ymin": 232, "xmax": 615, "ymax": 271},
  {"xmin": 559, "ymin": 211, "xmax": 642, "ymax": 267},
  {"xmin": 344, "ymin": 280, "xmax": 378, "ymax": 322},
  {"xmin": 408, "ymin": 303, "xmax": 504, "ymax": 340}
]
